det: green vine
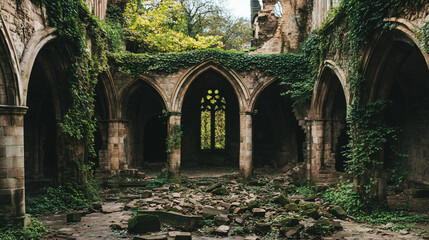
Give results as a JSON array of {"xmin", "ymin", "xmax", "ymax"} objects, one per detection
[
  {"xmin": 418, "ymin": 21, "xmax": 429, "ymax": 53},
  {"xmin": 109, "ymin": 49, "xmax": 313, "ymax": 105},
  {"xmin": 43, "ymin": 0, "xmax": 108, "ymax": 191},
  {"xmin": 302, "ymin": 0, "xmax": 426, "ymax": 199},
  {"xmin": 166, "ymin": 124, "xmax": 183, "ymax": 154}
]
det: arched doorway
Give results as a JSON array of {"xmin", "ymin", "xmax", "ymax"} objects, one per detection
[
  {"xmin": 123, "ymin": 81, "xmax": 167, "ymax": 169},
  {"xmin": 365, "ymin": 29, "xmax": 429, "ymax": 186},
  {"xmin": 253, "ymin": 81, "xmax": 305, "ymax": 168},
  {"xmin": 181, "ymin": 69, "xmax": 240, "ymax": 167},
  {"xmin": 24, "ymin": 41, "xmax": 70, "ymax": 188}
]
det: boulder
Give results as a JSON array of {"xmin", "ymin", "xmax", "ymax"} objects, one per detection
[
  {"xmin": 214, "ymin": 215, "xmax": 229, "ymax": 225},
  {"xmin": 328, "ymin": 205, "xmax": 347, "ymax": 219},
  {"xmin": 128, "ymin": 214, "xmax": 161, "ymax": 234},
  {"xmin": 252, "ymin": 208, "xmax": 266, "ymax": 217},
  {"xmin": 304, "ymin": 208, "xmax": 320, "ymax": 220},
  {"xmin": 254, "ymin": 223, "xmax": 271, "ymax": 234},
  {"xmin": 215, "ymin": 225, "xmax": 230, "ymax": 235},
  {"xmin": 273, "ymin": 194, "xmax": 290, "ymax": 206},
  {"xmin": 279, "ymin": 218, "xmax": 300, "ymax": 227},
  {"xmin": 212, "ymin": 187, "xmax": 229, "ymax": 195}
]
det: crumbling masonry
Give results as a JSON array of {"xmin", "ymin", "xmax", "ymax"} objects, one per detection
[{"xmin": 0, "ymin": 0, "xmax": 428, "ymax": 223}]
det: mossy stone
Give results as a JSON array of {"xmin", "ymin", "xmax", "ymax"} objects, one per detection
[
  {"xmin": 128, "ymin": 214, "xmax": 160, "ymax": 234},
  {"xmin": 279, "ymin": 218, "xmax": 300, "ymax": 227},
  {"xmin": 247, "ymin": 200, "xmax": 260, "ymax": 209},
  {"xmin": 304, "ymin": 208, "xmax": 320, "ymax": 220},
  {"xmin": 274, "ymin": 193, "xmax": 290, "ymax": 206},
  {"xmin": 212, "ymin": 187, "xmax": 229, "ymax": 195}
]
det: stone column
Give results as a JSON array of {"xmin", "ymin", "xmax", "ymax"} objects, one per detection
[
  {"xmin": 104, "ymin": 120, "xmax": 127, "ymax": 172},
  {"xmin": 167, "ymin": 114, "xmax": 181, "ymax": 181},
  {"xmin": 0, "ymin": 105, "xmax": 27, "ymax": 224},
  {"xmin": 309, "ymin": 120, "xmax": 325, "ymax": 181},
  {"xmin": 239, "ymin": 112, "xmax": 253, "ymax": 180}
]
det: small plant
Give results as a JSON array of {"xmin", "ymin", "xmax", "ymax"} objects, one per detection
[
  {"xmin": 166, "ymin": 124, "xmax": 183, "ymax": 153},
  {"xmin": 293, "ymin": 185, "xmax": 316, "ymax": 197},
  {"xmin": 26, "ymin": 183, "xmax": 99, "ymax": 215},
  {"xmin": 146, "ymin": 171, "xmax": 169, "ymax": 189},
  {"xmin": 322, "ymin": 177, "xmax": 364, "ymax": 215},
  {"xmin": 0, "ymin": 216, "xmax": 46, "ymax": 240}
]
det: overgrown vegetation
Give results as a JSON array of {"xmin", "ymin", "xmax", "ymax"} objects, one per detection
[
  {"xmin": 0, "ymin": 216, "xmax": 46, "ymax": 240},
  {"xmin": 110, "ymin": 49, "xmax": 312, "ymax": 103},
  {"xmin": 43, "ymin": 0, "xmax": 107, "ymax": 197},
  {"xmin": 302, "ymin": 0, "xmax": 427, "ymax": 200},
  {"xmin": 322, "ymin": 178, "xmax": 427, "ymax": 225},
  {"xmin": 166, "ymin": 123, "xmax": 183, "ymax": 153},
  {"xmin": 26, "ymin": 184, "xmax": 100, "ymax": 215}
]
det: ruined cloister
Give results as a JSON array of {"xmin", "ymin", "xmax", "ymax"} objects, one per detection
[{"xmin": 0, "ymin": 0, "xmax": 428, "ymax": 228}]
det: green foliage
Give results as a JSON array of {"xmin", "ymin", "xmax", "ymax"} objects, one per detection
[
  {"xmin": 343, "ymin": 101, "xmax": 402, "ymax": 193},
  {"xmin": 0, "ymin": 216, "xmax": 46, "ymax": 240},
  {"xmin": 418, "ymin": 21, "xmax": 429, "ymax": 53},
  {"xmin": 166, "ymin": 124, "xmax": 183, "ymax": 153},
  {"xmin": 146, "ymin": 171, "xmax": 169, "ymax": 189},
  {"xmin": 293, "ymin": 185, "xmax": 316, "ymax": 198},
  {"xmin": 110, "ymin": 49, "xmax": 312, "ymax": 104},
  {"xmin": 322, "ymin": 177, "xmax": 364, "ymax": 216},
  {"xmin": 26, "ymin": 184, "xmax": 99, "ymax": 215},
  {"xmin": 43, "ymin": 0, "xmax": 109, "ymax": 196},
  {"xmin": 124, "ymin": 0, "xmax": 223, "ymax": 53}
]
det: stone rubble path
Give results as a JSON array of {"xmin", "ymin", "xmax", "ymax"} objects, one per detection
[{"xmin": 38, "ymin": 168, "xmax": 429, "ymax": 240}]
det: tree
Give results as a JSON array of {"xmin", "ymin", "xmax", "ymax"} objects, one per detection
[
  {"xmin": 124, "ymin": 0, "xmax": 223, "ymax": 53},
  {"xmin": 124, "ymin": 0, "xmax": 252, "ymax": 52}
]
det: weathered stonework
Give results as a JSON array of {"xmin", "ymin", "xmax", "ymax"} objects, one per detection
[{"xmin": 0, "ymin": 0, "xmax": 428, "ymax": 222}]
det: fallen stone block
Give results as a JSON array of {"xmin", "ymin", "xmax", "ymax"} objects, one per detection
[
  {"xmin": 138, "ymin": 210, "xmax": 204, "ymax": 230},
  {"xmin": 328, "ymin": 205, "xmax": 347, "ymax": 219},
  {"xmin": 128, "ymin": 214, "xmax": 161, "ymax": 234},
  {"xmin": 252, "ymin": 208, "xmax": 266, "ymax": 217},
  {"xmin": 66, "ymin": 212, "xmax": 82, "ymax": 222}
]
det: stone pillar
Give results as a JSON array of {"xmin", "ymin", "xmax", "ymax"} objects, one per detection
[
  {"xmin": 103, "ymin": 120, "xmax": 127, "ymax": 172},
  {"xmin": 167, "ymin": 114, "xmax": 181, "ymax": 181},
  {"xmin": 0, "ymin": 106, "xmax": 27, "ymax": 224},
  {"xmin": 239, "ymin": 112, "xmax": 253, "ymax": 180},
  {"xmin": 309, "ymin": 120, "xmax": 325, "ymax": 180}
]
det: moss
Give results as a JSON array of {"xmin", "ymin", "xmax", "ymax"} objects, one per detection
[
  {"xmin": 128, "ymin": 214, "xmax": 160, "ymax": 234},
  {"xmin": 274, "ymin": 193, "xmax": 290, "ymax": 206},
  {"xmin": 247, "ymin": 200, "xmax": 260, "ymax": 209},
  {"xmin": 212, "ymin": 187, "xmax": 229, "ymax": 195}
]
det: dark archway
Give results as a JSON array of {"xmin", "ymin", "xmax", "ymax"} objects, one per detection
[
  {"xmin": 181, "ymin": 69, "xmax": 240, "ymax": 167},
  {"xmin": 253, "ymin": 81, "xmax": 304, "ymax": 168},
  {"xmin": 366, "ymin": 30, "xmax": 429, "ymax": 186},
  {"xmin": 24, "ymin": 41, "xmax": 70, "ymax": 188},
  {"xmin": 124, "ymin": 81, "xmax": 167, "ymax": 169}
]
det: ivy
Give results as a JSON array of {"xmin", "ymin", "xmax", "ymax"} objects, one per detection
[
  {"xmin": 109, "ymin": 49, "xmax": 313, "ymax": 105},
  {"xmin": 418, "ymin": 21, "xmax": 429, "ymax": 53},
  {"xmin": 166, "ymin": 124, "xmax": 183, "ymax": 154},
  {"xmin": 302, "ymin": 0, "xmax": 426, "ymax": 200},
  {"xmin": 43, "ymin": 0, "xmax": 108, "ymax": 193}
]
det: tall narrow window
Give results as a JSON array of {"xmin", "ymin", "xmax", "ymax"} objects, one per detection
[{"xmin": 201, "ymin": 89, "xmax": 226, "ymax": 150}]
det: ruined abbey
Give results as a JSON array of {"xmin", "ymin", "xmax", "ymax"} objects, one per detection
[{"xmin": 0, "ymin": 0, "xmax": 428, "ymax": 230}]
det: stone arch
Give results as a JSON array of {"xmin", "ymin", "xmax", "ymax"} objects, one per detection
[
  {"xmin": 363, "ymin": 18, "xmax": 429, "ymax": 101},
  {"xmin": 171, "ymin": 61, "xmax": 250, "ymax": 113},
  {"xmin": 249, "ymin": 77, "xmax": 277, "ymax": 112},
  {"xmin": 97, "ymin": 71, "xmax": 118, "ymax": 120},
  {"xmin": 0, "ymin": 17, "xmax": 21, "ymax": 105},
  {"xmin": 24, "ymin": 40, "xmax": 72, "ymax": 187},
  {"xmin": 252, "ymin": 79, "xmax": 306, "ymax": 168},
  {"xmin": 19, "ymin": 28, "xmax": 57, "ymax": 104},
  {"xmin": 363, "ymin": 21, "xmax": 429, "ymax": 186},
  {"xmin": 119, "ymin": 76, "xmax": 169, "ymax": 119},
  {"xmin": 121, "ymin": 77, "xmax": 168, "ymax": 169},
  {"xmin": 311, "ymin": 60, "xmax": 349, "ymax": 119},
  {"xmin": 180, "ymin": 66, "xmax": 241, "ymax": 167}
]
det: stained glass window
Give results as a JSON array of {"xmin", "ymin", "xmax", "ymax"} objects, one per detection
[{"xmin": 201, "ymin": 89, "xmax": 226, "ymax": 150}]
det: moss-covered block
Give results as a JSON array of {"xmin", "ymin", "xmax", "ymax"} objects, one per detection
[
  {"xmin": 128, "ymin": 214, "xmax": 160, "ymax": 234},
  {"xmin": 273, "ymin": 193, "xmax": 290, "ymax": 206}
]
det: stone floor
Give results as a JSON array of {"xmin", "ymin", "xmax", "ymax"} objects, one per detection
[{"xmin": 38, "ymin": 168, "xmax": 429, "ymax": 240}]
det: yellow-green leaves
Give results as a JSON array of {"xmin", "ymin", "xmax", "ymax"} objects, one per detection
[{"xmin": 124, "ymin": 0, "xmax": 223, "ymax": 53}]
